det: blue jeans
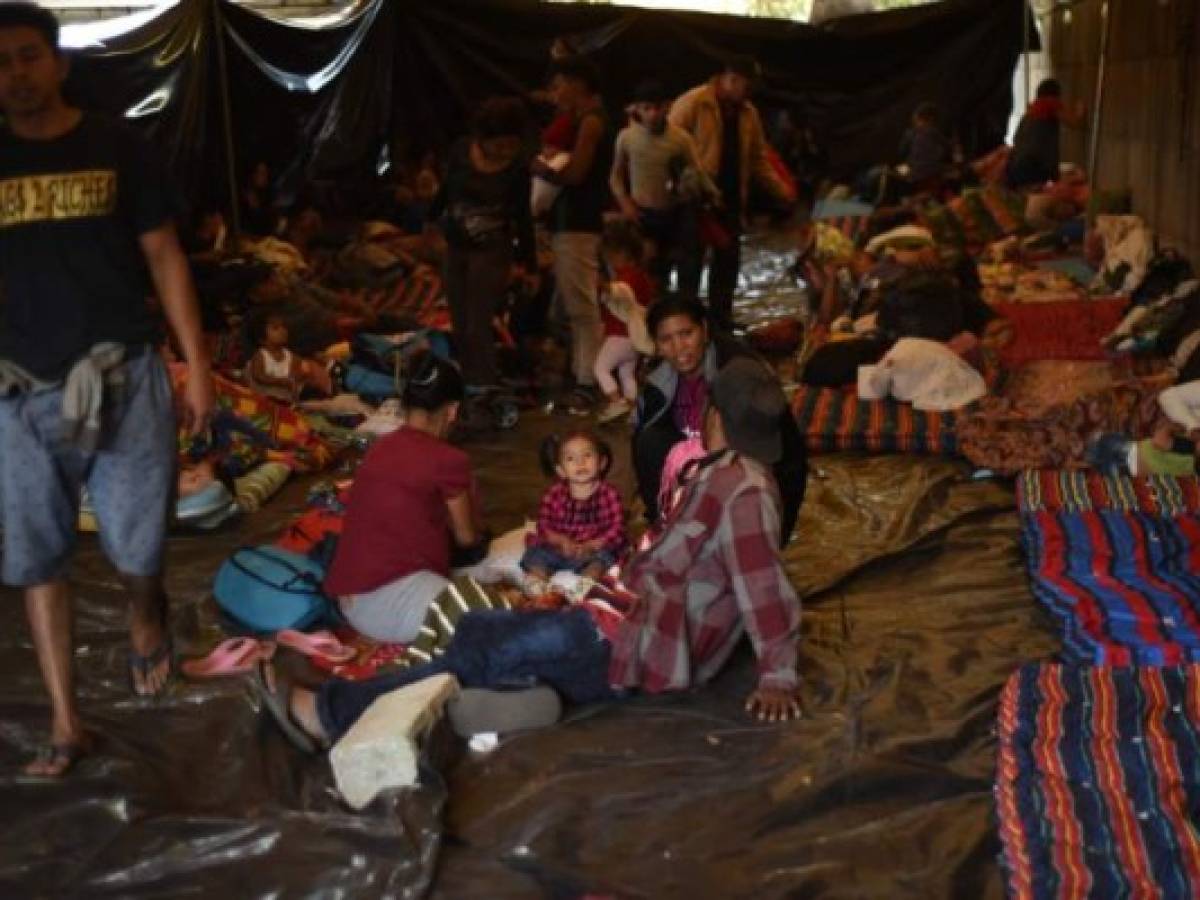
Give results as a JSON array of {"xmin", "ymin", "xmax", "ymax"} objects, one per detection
[
  {"xmin": 1085, "ymin": 432, "xmax": 1133, "ymax": 475},
  {"xmin": 316, "ymin": 608, "xmax": 616, "ymax": 741},
  {"xmin": 520, "ymin": 543, "xmax": 617, "ymax": 575}
]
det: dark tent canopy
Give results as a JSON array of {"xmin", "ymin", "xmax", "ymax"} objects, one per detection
[{"xmin": 65, "ymin": 0, "xmax": 1029, "ymax": 211}]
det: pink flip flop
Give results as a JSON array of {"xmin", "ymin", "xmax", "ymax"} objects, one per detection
[
  {"xmin": 181, "ymin": 637, "xmax": 275, "ymax": 680},
  {"xmin": 275, "ymin": 629, "xmax": 357, "ymax": 665}
]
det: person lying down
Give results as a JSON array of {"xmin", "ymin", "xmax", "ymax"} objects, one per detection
[{"xmin": 253, "ymin": 356, "xmax": 805, "ymax": 758}]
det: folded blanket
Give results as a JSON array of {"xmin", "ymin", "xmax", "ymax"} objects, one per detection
[
  {"xmin": 993, "ymin": 298, "xmax": 1129, "ymax": 367},
  {"xmin": 173, "ymin": 367, "xmax": 336, "ymax": 475},
  {"xmin": 959, "ymin": 378, "xmax": 1165, "ymax": 475},
  {"xmin": 997, "ymin": 663, "xmax": 1200, "ymax": 900},
  {"xmin": 1018, "ymin": 470, "xmax": 1200, "ymax": 517},
  {"xmin": 790, "ymin": 385, "xmax": 964, "ymax": 456},
  {"xmin": 235, "ymin": 462, "xmax": 292, "ymax": 513}
]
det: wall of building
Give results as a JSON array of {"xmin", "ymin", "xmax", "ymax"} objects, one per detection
[{"xmin": 1053, "ymin": 0, "xmax": 1200, "ymax": 262}]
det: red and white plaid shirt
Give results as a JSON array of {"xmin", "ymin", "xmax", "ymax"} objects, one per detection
[
  {"xmin": 534, "ymin": 480, "xmax": 627, "ymax": 556},
  {"xmin": 608, "ymin": 451, "xmax": 801, "ymax": 693}
]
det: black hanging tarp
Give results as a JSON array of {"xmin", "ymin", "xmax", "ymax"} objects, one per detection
[{"xmin": 64, "ymin": 0, "xmax": 1029, "ymax": 207}]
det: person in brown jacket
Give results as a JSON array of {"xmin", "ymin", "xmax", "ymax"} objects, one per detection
[{"xmin": 669, "ymin": 56, "xmax": 793, "ymax": 331}]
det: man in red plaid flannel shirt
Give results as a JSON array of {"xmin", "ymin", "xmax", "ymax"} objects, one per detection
[
  {"xmin": 609, "ymin": 357, "xmax": 801, "ymax": 720},
  {"xmin": 274, "ymin": 357, "xmax": 804, "ymax": 749}
]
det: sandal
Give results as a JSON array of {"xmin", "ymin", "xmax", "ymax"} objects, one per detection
[
  {"xmin": 128, "ymin": 635, "xmax": 175, "ymax": 698},
  {"xmin": 275, "ymin": 629, "xmax": 356, "ymax": 665},
  {"xmin": 251, "ymin": 661, "xmax": 323, "ymax": 754},
  {"xmin": 23, "ymin": 738, "xmax": 91, "ymax": 778},
  {"xmin": 182, "ymin": 637, "xmax": 275, "ymax": 680}
]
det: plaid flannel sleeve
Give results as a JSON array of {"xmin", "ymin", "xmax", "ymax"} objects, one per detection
[
  {"xmin": 721, "ymin": 484, "xmax": 801, "ymax": 691},
  {"xmin": 594, "ymin": 483, "xmax": 627, "ymax": 554},
  {"xmin": 535, "ymin": 483, "xmax": 566, "ymax": 544}
]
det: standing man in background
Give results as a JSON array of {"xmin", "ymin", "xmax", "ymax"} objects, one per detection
[
  {"xmin": 670, "ymin": 56, "xmax": 794, "ymax": 331},
  {"xmin": 610, "ymin": 78, "xmax": 715, "ymax": 290}
]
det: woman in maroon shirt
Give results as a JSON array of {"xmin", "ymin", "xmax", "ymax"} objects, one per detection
[{"xmin": 324, "ymin": 354, "xmax": 485, "ymax": 643}]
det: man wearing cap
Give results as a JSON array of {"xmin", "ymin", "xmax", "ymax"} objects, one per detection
[
  {"xmin": 610, "ymin": 79, "xmax": 716, "ymax": 288},
  {"xmin": 670, "ymin": 56, "xmax": 795, "ymax": 330},
  {"xmin": 264, "ymin": 357, "xmax": 803, "ymax": 752}
]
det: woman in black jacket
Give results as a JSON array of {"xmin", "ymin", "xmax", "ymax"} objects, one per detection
[{"xmin": 632, "ymin": 297, "xmax": 807, "ymax": 546}]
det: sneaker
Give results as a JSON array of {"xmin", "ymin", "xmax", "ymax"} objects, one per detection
[
  {"xmin": 597, "ymin": 398, "xmax": 632, "ymax": 424},
  {"xmin": 448, "ymin": 686, "xmax": 563, "ymax": 737}
]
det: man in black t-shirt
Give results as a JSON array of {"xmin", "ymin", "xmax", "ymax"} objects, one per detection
[{"xmin": 0, "ymin": 4, "xmax": 214, "ymax": 777}]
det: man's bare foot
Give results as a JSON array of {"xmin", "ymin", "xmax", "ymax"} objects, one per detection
[
  {"xmin": 289, "ymin": 688, "xmax": 329, "ymax": 746},
  {"xmin": 254, "ymin": 663, "xmax": 328, "ymax": 752},
  {"xmin": 24, "ymin": 722, "xmax": 90, "ymax": 778}
]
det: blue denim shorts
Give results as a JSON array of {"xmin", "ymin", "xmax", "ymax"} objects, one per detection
[
  {"xmin": 0, "ymin": 351, "xmax": 177, "ymax": 586},
  {"xmin": 520, "ymin": 543, "xmax": 618, "ymax": 575}
]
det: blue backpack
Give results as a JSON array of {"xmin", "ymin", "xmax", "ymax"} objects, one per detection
[{"xmin": 213, "ymin": 546, "xmax": 337, "ymax": 635}]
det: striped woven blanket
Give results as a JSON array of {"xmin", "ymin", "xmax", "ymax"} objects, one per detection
[
  {"xmin": 790, "ymin": 385, "xmax": 962, "ymax": 456},
  {"xmin": 997, "ymin": 663, "xmax": 1200, "ymax": 900},
  {"xmin": 1018, "ymin": 470, "xmax": 1200, "ymax": 517},
  {"xmin": 1018, "ymin": 471, "xmax": 1200, "ymax": 666}
]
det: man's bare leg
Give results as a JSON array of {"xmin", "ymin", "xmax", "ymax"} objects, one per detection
[
  {"xmin": 126, "ymin": 574, "xmax": 172, "ymax": 697},
  {"xmin": 24, "ymin": 580, "xmax": 86, "ymax": 776}
]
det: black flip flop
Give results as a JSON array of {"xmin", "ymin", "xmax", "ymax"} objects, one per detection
[
  {"xmin": 251, "ymin": 661, "xmax": 320, "ymax": 754},
  {"xmin": 128, "ymin": 636, "xmax": 175, "ymax": 698}
]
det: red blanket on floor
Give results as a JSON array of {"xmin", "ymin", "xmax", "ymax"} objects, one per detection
[{"xmin": 993, "ymin": 297, "xmax": 1128, "ymax": 368}]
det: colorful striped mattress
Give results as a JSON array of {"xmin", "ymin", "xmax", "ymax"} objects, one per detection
[
  {"xmin": 1017, "ymin": 471, "xmax": 1200, "ymax": 666},
  {"xmin": 1018, "ymin": 470, "xmax": 1200, "ymax": 518},
  {"xmin": 789, "ymin": 385, "xmax": 963, "ymax": 456},
  {"xmin": 997, "ymin": 663, "xmax": 1200, "ymax": 900}
]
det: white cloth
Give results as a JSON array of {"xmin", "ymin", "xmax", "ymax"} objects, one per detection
[
  {"xmin": 1158, "ymin": 381, "xmax": 1200, "ymax": 431},
  {"xmin": 455, "ymin": 523, "xmax": 535, "ymax": 583},
  {"xmin": 1091, "ymin": 215, "xmax": 1154, "ymax": 296},
  {"xmin": 531, "ymin": 152, "xmax": 570, "ymax": 217},
  {"xmin": 863, "ymin": 225, "xmax": 934, "ymax": 257},
  {"xmin": 258, "ymin": 348, "xmax": 293, "ymax": 379},
  {"xmin": 857, "ymin": 338, "xmax": 987, "ymax": 411}
]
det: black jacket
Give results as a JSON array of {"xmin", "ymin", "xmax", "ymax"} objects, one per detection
[{"xmin": 632, "ymin": 332, "xmax": 807, "ymax": 545}]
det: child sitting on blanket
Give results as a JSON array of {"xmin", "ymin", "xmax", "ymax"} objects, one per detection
[
  {"xmin": 521, "ymin": 430, "xmax": 626, "ymax": 594},
  {"xmin": 1086, "ymin": 377, "xmax": 1200, "ymax": 477},
  {"xmin": 595, "ymin": 219, "xmax": 655, "ymax": 424},
  {"xmin": 245, "ymin": 315, "xmax": 332, "ymax": 403}
]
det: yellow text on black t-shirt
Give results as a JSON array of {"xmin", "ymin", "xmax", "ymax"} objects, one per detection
[{"xmin": 0, "ymin": 169, "xmax": 117, "ymax": 228}]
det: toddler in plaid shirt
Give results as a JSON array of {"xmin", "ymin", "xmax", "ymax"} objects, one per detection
[{"xmin": 521, "ymin": 430, "xmax": 627, "ymax": 587}]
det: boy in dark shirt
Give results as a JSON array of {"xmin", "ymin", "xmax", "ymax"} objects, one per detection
[{"xmin": 0, "ymin": 3, "xmax": 214, "ymax": 777}]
